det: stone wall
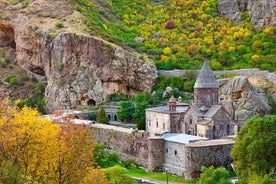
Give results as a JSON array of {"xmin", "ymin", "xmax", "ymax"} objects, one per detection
[
  {"xmin": 164, "ymin": 141, "xmax": 185, "ymax": 176},
  {"xmin": 184, "ymin": 138, "xmax": 235, "ymax": 179},
  {"xmin": 158, "ymin": 69, "xmax": 276, "ymax": 84},
  {"xmin": 148, "ymin": 136, "xmax": 164, "ymax": 172},
  {"xmin": 91, "ymin": 123, "xmax": 149, "ymax": 167}
]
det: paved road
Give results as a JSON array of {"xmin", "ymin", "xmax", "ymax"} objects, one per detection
[{"xmin": 133, "ymin": 177, "xmax": 186, "ymax": 184}]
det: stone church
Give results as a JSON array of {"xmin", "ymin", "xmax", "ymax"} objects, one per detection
[{"xmin": 146, "ymin": 60, "xmax": 236, "ymax": 139}]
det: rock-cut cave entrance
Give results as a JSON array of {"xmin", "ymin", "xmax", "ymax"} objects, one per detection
[
  {"xmin": 0, "ymin": 22, "xmax": 16, "ymax": 49},
  {"xmin": 87, "ymin": 99, "xmax": 96, "ymax": 106}
]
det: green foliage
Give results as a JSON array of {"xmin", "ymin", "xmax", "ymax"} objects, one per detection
[
  {"xmin": 154, "ymin": 75, "xmax": 196, "ymax": 94},
  {"xmin": 103, "ymin": 165, "xmax": 137, "ymax": 184},
  {"xmin": 117, "ymin": 101, "xmax": 135, "ymax": 122},
  {"xmin": 71, "ymin": 0, "xmax": 276, "ymax": 71},
  {"xmin": 126, "ymin": 167, "xmax": 188, "ymax": 183},
  {"xmin": 55, "ymin": 22, "xmax": 64, "ymax": 28},
  {"xmin": 117, "ymin": 92, "xmax": 164, "ymax": 129},
  {"xmin": 109, "ymin": 92, "xmax": 129, "ymax": 102},
  {"xmin": 96, "ymin": 106, "xmax": 109, "ymax": 124},
  {"xmin": 4, "ymin": 75, "xmax": 22, "ymax": 85},
  {"xmin": 154, "ymin": 76, "xmax": 185, "ymax": 92},
  {"xmin": 94, "ymin": 144, "xmax": 120, "ymax": 168},
  {"xmin": 199, "ymin": 166, "xmax": 232, "ymax": 184},
  {"xmin": 36, "ymin": 82, "xmax": 46, "ymax": 92},
  {"xmin": 217, "ymin": 72, "xmax": 237, "ymax": 79},
  {"xmin": 122, "ymin": 159, "xmax": 138, "ymax": 169},
  {"xmin": 87, "ymin": 113, "xmax": 97, "ymax": 121},
  {"xmin": 57, "ymin": 61, "xmax": 64, "ymax": 71},
  {"xmin": 240, "ymin": 12, "xmax": 250, "ymax": 22},
  {"xmin": 0, "ymin": 61, "xmax": 7, "ymax": 68},
  {"xmin": 0, "ymin": 160, "xmax": 22, "ymax": 184},
  {"xmin": 231, "ymin": 115, "xmax": 276, "ymax": 184},
  {"xmin": 248, "ymin": 173, "xmax": 276, "ymax": 184},
  {"xmin": 16, "ymin": 96, "xmax": 47, "ymax": 115}
]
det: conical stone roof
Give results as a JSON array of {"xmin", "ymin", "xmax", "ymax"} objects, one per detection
[
  {"xmin": 194, "ymin": 60, "xmax": 219, "ymax": 88},
  {"xmin": 169, "ymin": 96, "xmax": 176, "ymax": 103}
]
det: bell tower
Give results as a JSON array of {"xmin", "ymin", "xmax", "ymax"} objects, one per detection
[{"xmin": 194, "ymin": 59, "xmax": 219, "ymax": 107}]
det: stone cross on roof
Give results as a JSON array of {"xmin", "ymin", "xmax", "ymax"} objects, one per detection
[{"xmin": 194, "ymin": 59, "xmax": 219, "ymax": 88}]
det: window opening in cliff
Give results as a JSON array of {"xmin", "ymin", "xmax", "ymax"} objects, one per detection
[
  {"xmin": 0, "ymin": 23, "xmax": 16, "ymax": 48},
  {"xmin": 114, "ymin": 115, "xmax": 117, "ymax": 121},
  {"xmin": 108, "ymin": 114, "xmax": 111, "ymax": 120},
  {"xmin": 87, "ymin": 99, "xmax": 96, "ymax": 106}
]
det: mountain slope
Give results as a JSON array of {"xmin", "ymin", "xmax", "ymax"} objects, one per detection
[{"xmin": 76, "ymin": 0, "xmax": 276, "ymax": 71}]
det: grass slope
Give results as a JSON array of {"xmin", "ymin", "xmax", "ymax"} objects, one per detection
[{"xmin": 70, "ymin": 0, "xmax": 276, "ymax": 71}]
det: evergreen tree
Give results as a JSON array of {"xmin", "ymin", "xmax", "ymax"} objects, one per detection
[{"xmin": 96, "ymin": 106, "xmax": 109, "ymax": 124}]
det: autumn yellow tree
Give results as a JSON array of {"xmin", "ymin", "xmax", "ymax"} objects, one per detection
[
  {"xmin": 54, "ymin": 121, "xmax": 96, "ymax": 184},
  {"xmin": 0, "ymin": 101, "xmax": 60, "ymax": 183},
  {"xmin": 0, "ymin": 101, "xmax": 105, "ymax": 183}
]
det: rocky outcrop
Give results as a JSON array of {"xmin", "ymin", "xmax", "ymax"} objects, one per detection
[
  {"xmin": 1, "ymin": 0, "xmax": 158, "ymax": 111},
  {"xmin": 219, "ymin": 76, "xmax": 271, "ymax": 127},
  {"xmin": 14, "ymin": 29, "xmax": 157, "ymax": 112},
  {"xmin": 218, "ymin": 0, "xmax": 276, "ymax": 28},
  {"xmin": 45, "ymin": 33, "xmax": 157, "ymax": 111}
]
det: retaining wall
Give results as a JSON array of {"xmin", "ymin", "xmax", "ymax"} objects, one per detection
[
  {"xmin": 158, "ymin": 69, "xmax": 276, "ymax": 84},
  {"xmin": 184, "ymin": 138, "xmax": 235, "ymax": 179},
  {"xmin": 91, "ymin": 123, "xmax": 149, "ymax": 168}
]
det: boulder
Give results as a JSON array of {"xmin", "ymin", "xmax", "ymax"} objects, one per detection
[
  {"xmin": 219, "ymin": 76, "xmax": 271, "ymax": 127},
  {"xmin": 218, "ymin": 0, "xmax": 276, "ymax": 28}
]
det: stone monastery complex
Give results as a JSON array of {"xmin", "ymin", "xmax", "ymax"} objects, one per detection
[
  {"xmin": 50, "ymin": 60, "xmax": 237, "ymax": 179},
  {"xmin": 146, "ymin": 60, "xmax": 236, "ymax": 139}
]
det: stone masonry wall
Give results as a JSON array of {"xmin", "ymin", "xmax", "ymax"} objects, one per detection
[
  {"xmin": 184, "ymin": 139, "xmax": 235, "ymax": 179},
  {"xmin": 159, "ymin": 69, "xmax": 276, "ymax": 84},
  {"xmin": 91, "ymin": 124, "xmax": 149, "ymax": 167},
  {"xmin": 148, "ymin": 136, "xmax": 164, "ymax": 172}
]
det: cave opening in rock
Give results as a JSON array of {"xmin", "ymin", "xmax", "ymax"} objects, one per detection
[
  {"xmin": 0, "ymin": 22, "xmax": 16, "ymax": 49},
  {"xmin": 87, "ymin": 99, "xmax": 96, "ymax": 106}
]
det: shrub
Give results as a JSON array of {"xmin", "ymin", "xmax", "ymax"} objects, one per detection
[
  {"xmin": 0, "ymin": 61, "xmax": 7, "ymax": 68},
  {"xmin": 165, "ymin": 20, "xmax": 176, "ymax": 29},
  {"xmin": 122, "ymin": 159, "xmax": 138, "ymax": 169},
  {"xmin": 57, "ymin": 62, "xmax": 64, "ymax": 71},
  {"xmin": 4, "ymin": 75, "xmax": 21, "ymax": 85},
  {"xmin": 55, "ymin": 22, "xmax": 64, "ymax": 28}
]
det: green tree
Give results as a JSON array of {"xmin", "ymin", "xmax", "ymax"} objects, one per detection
[
  {"xmin": 96, "ymin": 106, "xmax": 109, "ymax": 124},
  {"xmin": 134, "ymin": 101, "xmax": 148, "ymax": 130},
  {"xmin": 103, "ymin": 165, "xmax": 137, "ymax": 184},
  {"xmin": 198, "ymin": 166, "xmax": 232, "ymax": 184},
  {"xmin": 248, "ymin": 174, "xmax": 276, "ymax": 184},
  {"xmin": 231, "ymin": 115, "xmax": 276, "ymax": 184},
  {"xmin": 117, "ymin": 101, "xmax": 134, "ymax": 122}
]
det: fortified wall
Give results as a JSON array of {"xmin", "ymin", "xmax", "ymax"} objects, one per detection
[
  {"xmin": 159, "ymin": 69, "xmax": 276, "ymax": 84},
  {"xmin": 89, "ymin": 122, "xmax": 235, "ymax": 179},
  {"xmin": 90, "ymin": 123, "xmax": 150, "ymax": 168},
  {"xmin": 184, "ymin": 138, "xmax": 235, "ymax": 179}
]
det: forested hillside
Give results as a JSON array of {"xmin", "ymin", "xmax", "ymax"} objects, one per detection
[{"xmin": 70, "ymin": 0, "xmax": 276, "ymax": 71}]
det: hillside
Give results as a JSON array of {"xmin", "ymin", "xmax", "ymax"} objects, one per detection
[
  {"xmin": 73, "ymin": 0, "xmax": 276, "ymax": 71},
  {"xmin": 0, "ymin": 0, "xmax": 275, "ymax": 111}
]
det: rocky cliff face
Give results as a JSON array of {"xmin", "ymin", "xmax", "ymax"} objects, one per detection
[
  {"xmin": 219, "ymin": 76, "xmax": 272, "ymax": 127},
  {"xmin": 0, "ymin": 0, "xmax": 158, "ymax": 111},
  {"xmin": 218, "ymin": 0, "xmax": 276, "ymax": 28}
]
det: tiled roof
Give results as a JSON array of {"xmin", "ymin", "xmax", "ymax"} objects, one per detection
[{"xmin": 194, "ymin": 59, "xmax": 219, "ymax": 88}]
